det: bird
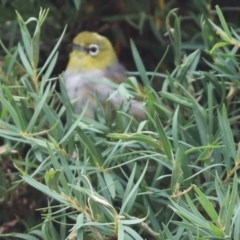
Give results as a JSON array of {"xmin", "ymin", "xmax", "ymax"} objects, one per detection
[{"xmin": 63, "ymin": 31, "xmax": 146, "ymax": 120}]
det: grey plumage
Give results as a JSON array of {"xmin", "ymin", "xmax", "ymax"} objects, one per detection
[{"xmin": 63, "ymin": 63, "xmax": 146, "ymax": 120}]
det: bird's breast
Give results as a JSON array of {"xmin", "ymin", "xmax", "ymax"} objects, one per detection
[{"xmin": 63, "ymin": 70, "xmax": 112, "ymax": 116}]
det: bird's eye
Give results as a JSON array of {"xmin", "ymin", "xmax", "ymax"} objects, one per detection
[{"xmin": 88, "ymin": 44, "xmax": 99, "ymax": 56}]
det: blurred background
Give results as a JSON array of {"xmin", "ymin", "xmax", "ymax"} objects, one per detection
[{"xmin": 1, "ymin": 0, "xmax": 240, "ymax": 88}]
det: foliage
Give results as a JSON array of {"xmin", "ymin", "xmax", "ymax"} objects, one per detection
[
  {"xmin": 0, "ymin": 0, "xmax": 216, "ymax": 84},
  {"xmin": 1, "ymin": 1, "xmax": 240, "ymax": 240}
]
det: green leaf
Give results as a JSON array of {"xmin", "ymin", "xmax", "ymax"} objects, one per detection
[
  {"xmin": 73, "ymin": 0, "xmax": 81, "ymax": 10},
  {"xmin": 171, "ymin": 146, "xmax": 184, "ymax": 194},
  {"xmin": 45, "ymin": 168, "xmax": 61, "ymax": 193},
  {"xmin": 118, "ymin": 220, "xmax": 124, "ymax": 240},
  {"xmin": 120, "ymin": 161, "xmax": 148, "ymax": 214},
  {"xmin": 178, "ymin": 83, "xmax": 208, "ymax": 146},
  {"xmin": 193, "ymin": 186, "xmax": 219, "ymax": 225},
  {"xmin": 215, "ymin": 5, "xmax": 231, "ymax": 38},
  {"xmin": 108, "ymin": 132, "xmax": 161, "ymax": 149},
  {"xmin": 172, "ymin": 105, "xmax": 180, "ymax": 151},
  {"xmin": 0, "ymin": 94, "xmax": 22, "ymax": 131},
  {"xmin": 26, "ymin": 82, "xmax": 51, "ymax": 132},
  {"xmin": 173, "ymin": 12, "xmax": 181, "ymax": 66},
  {"xmin": 175, "ymin": 50, "xmax": 200, "ymax": 84},
  {"xmin": 18, "ymin": 43, "xmax": 33, "ymax": 76},
  {"xmin": 2, "ymin": 85, "xmax": 26, "ymax": 130},
  {"xmin": 209, "ymin": 41, "xmax": 231, "ymax": 54},
  {"xmin": 162, "ymin": 223, "xmax": 175, "ymax": 240},
  {"xmin": 130, "ymin": 39, "xmax": 150, "ymax": 86},
  {"xmin": 160, "ymin": 92, "xmax": 192, "ymax": 108},
  {"xmin": 217, "ymin": 105, "xmax": 236, "ymax": 171},
  {"xmin": 153, "ymin": 112, "xmax": 173, "ymax": 161},
  {"xmin": 103, "ymin": 172, "xmax": 116, "ymax": 199},
  {"xmin": 123, "ymin": 226, "xmax": 144, "ymax": 240},
  {"xmin": 77, "ymin": 127, "xmax": 104, "ymax": 167},
  {"xmin": 223, "ymin": 174, "xmax": 238, "ymax": 234}
]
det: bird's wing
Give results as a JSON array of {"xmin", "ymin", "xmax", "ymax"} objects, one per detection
[
  {"xmin": 95, "ymin": 79, "xmax": 146, "ymax": 121},
  {"xmin": 104, "ymin": 61, "xmax": 127, "ymax": 84}
]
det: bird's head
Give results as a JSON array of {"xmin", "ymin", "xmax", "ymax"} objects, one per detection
[{"xmin": 66, "ymin": 31, "xmax": 118, "ymax": 72}]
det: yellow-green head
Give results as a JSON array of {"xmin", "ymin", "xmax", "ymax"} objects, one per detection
[{"xmin": 66, "ymin": 31, "xmax": 118, "ymax": 72}]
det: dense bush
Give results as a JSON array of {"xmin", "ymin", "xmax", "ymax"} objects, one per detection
[{"xmin": 1, "ymin": 1, "xmax": 240, "ymax": 240}]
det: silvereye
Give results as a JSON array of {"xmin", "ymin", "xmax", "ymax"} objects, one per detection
[{"xmin": 63, "ymin": 31, "xmax": 146, "ymax": 120}]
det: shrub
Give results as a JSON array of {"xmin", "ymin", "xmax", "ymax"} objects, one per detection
[{"xmin": 1, "ymin": 4, "xmax": 240, "ymax": 240}]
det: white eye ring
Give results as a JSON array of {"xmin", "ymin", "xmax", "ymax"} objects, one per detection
[{"xmin": 88, "ymin": 44, "xmax": 99, "ymax": 56}]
